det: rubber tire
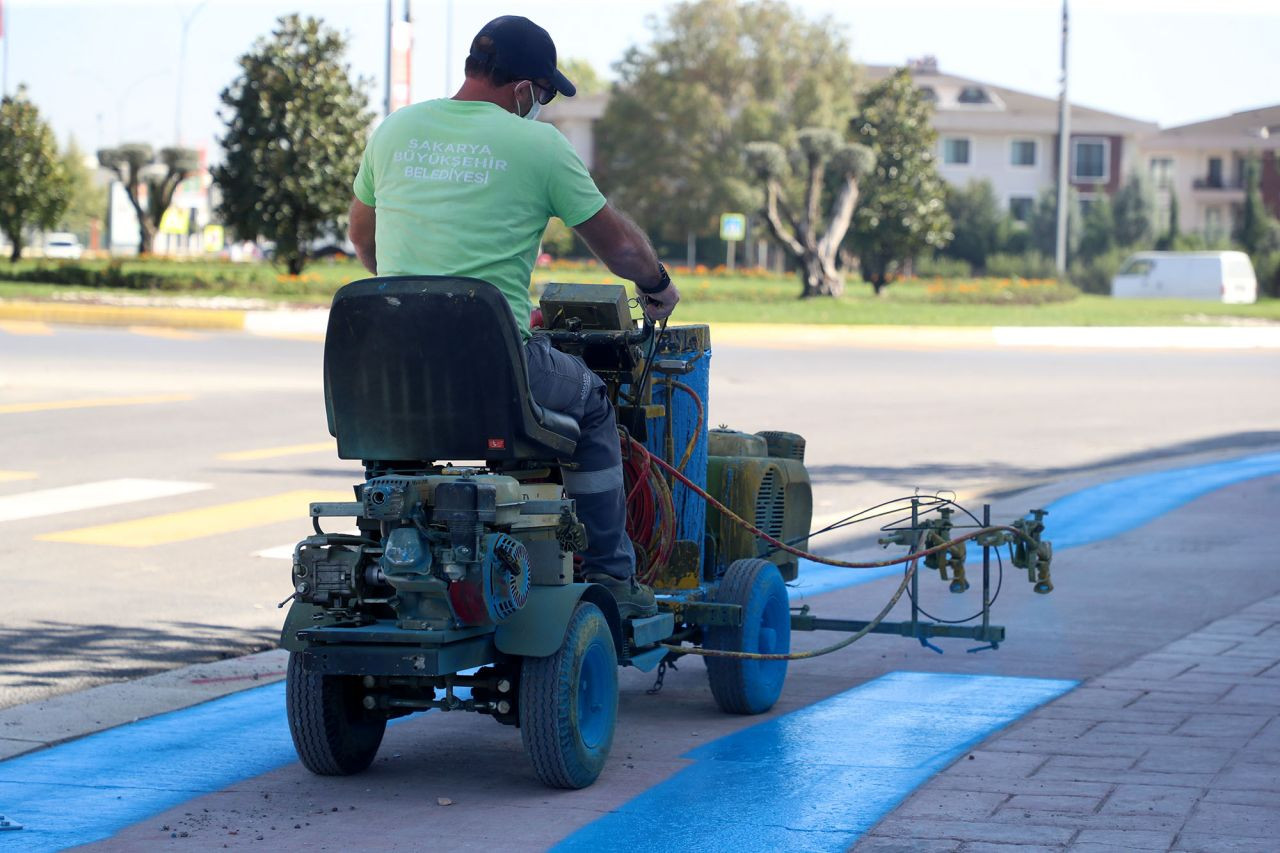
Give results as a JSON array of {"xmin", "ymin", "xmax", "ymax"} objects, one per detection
[
  {"xmin": 705, "ymin": 558, "xmax": 791, "ymax": 714},
  {"xmin": 286, "ymin": 651, "xmax": 387, "ymax": 775},
  {"xmin": 519, "ymin": 601, "xmax": 618, "ymax": 789}
]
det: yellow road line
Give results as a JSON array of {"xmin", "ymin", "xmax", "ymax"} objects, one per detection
[
  {"xmin": 0, "ymin": 471, "xmax": 38, "ymax": 482},
  {"xmin": 128, "ymin": 325, "xmax": 205, "ymax": 341},
  {"xmin": 0, "ymin": 320, "xmax": 53, "ymax": 336},
  {"xmin": 0, "ymin": 394, "xmax": 194, "ymax": 415},
  {"xmin": 218, "ymin": 441, "xmax": 336, "ymax": 461},
  {"xmin": 0, "ymin": 301, "xmax": 247, "ymax": 330},
  {"xmin": 38, "ymin": 489, "xmax": 352, "ymax": 547}
]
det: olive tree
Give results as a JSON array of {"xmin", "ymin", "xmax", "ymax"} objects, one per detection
[
  {"xmin": 745, "ymin": 129, "xmax": 874, "ymax": 297},
  {"xmin": 98, "ymin": 143, "xmax": 199, "ymax": 255}
]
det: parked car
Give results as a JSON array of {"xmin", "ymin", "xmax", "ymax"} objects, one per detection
[
  {"xmin": 43, "ymin": 232, "xmax": 84, "ymax": 260},
  {"xmin": 1111, "ymin": 251, "xmax": 1257, "ymax": 304}
]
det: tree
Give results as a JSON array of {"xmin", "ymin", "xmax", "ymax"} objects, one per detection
[
  {"xmin": 1235, "ymin": 155, "xmax": 1272, "ymax": 255},
  {"xmin": 0, "ymin": 87, "xmax": 71, "ymax": 261},
  {"xmin": 559, "ymin": 58, "xmax": 606, "ymax": 96},
  {"xmin": 941, "ymin": 180, "xmax": 1006, "ymax": 273},
  {"xmin": 1156, "ymin": 190, "xmax": 1179, "ymax": 250},
  {"xmin": 213, "ymin": 15, "xmax": 373, "ymax": 274},
  {"xmin": 847, "ymin": 68, "xmax": 952, "ymax": 293},
  {"xmin": 594, "ymin": 0, "xmax": 859, "ymax": 247},
  {"xmin": 98, "ymin": 143, "xmax": 199, "ymax": 255},
  {"xmin": 745, "ymin": 128, "xmax": 873, "ymax": 297},
  {"xmin": 1078, "ymin": 191, "xmax": 1115, "ymax": 261},
  {"xmin": 1112, "ymin": 171, "xmax": 1155, "ymax": 248},
  {"xmin": 58, "ymin": 137, "xmax": 108, "ymax": 244},
  {"xmin": 1028, "ymin": 185, "xmax": 1080, "ymax": 260}
]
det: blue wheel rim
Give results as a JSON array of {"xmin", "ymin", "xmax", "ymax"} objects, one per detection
[
  {"xmin": 577, "ymin": 641, "xmax": 612, "ymax": 750},
  {"xmin": 747, "ymin": 582, "xmax": 790, "ymax": 704}
]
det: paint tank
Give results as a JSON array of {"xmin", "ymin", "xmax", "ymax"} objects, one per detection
[{"xmin": 643, "ymin": 325, "xmax": 711, "ymax": 569}]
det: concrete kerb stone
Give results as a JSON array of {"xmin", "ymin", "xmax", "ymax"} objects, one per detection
[
  {"xmin": 5, "ymin": 298, "xmax": 1280, "ymax": 348},
  {"xmin": 0, "ymin": 649, "xmax": 288, "ymax": 761}
]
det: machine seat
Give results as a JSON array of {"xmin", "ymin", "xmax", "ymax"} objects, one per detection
[{"xmin": 324, "ymin": 276, "xmax": 579, "ymax": 463}]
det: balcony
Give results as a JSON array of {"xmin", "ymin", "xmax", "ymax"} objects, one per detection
[{"xmin": 1192, "ymin": 176, "xmax": 1244, "ymax": 199}]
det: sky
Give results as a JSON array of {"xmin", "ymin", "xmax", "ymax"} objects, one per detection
[{"xmin": 3, "ymin": 0, "xmax": 1278, "ymax": 159}]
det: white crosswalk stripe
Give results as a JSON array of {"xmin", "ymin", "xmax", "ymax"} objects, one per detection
[
  {"xmin": 253, "ymin": 529, "xmax": 358, "ymax": 560},
  {"xmin": 0, "ymin": 479, "xmax": 212, "ymax": 523}
]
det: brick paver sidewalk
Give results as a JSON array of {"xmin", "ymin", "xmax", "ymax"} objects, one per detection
[{"xmin": 854, "ymin": 592, "xmax": 1280, "ymax": 852}]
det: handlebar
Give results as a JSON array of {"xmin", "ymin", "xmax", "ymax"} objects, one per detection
[{"xmin": 538, "ymin": 318, "xmax": 654, "ymax": 347}]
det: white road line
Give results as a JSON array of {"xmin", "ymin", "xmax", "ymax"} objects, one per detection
[
  {"xmin": 0, "ymin": 479, "xmax": 212, "ymax": 524},
  {"xmin": 254, "ymin": 529, "xmax": 359, "ymax": 560}
]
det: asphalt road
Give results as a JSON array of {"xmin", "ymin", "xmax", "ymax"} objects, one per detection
[{"xmin": 1, "ymin": 322, "xmax": 1278, "ymax": 710}]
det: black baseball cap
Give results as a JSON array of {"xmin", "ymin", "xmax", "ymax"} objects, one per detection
[{"xmin": 469, "ymin": 15, "xmax": 576, "ymax": 98}]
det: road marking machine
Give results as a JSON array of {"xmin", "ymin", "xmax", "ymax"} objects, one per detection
[{"xmin": 280, "ymin": 277, "xmax": 1055, "ymax": 788}]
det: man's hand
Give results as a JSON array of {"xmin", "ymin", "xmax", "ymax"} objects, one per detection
[{"xmin": 639, "ymin": 281, "xmax": 680, "ymax": 322}]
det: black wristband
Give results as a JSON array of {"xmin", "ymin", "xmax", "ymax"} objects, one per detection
[{"xmin": 637, "ymin": 262, "xmax": 671, "ymax": 295}]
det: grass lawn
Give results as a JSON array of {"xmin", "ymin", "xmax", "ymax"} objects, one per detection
[{"xmin": 2, "ymin": 258, "xmax": 1278, "ymax": 326}]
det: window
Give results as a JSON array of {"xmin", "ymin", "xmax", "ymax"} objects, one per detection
[
  {"xmin": 1010, "ymin": 139, "xmax": 1037, "ymax": 167},
  {"xmin": 958, "ymin": 86, "xmax": 990, "ymax": 104},
  {"xmin": 1206, "ymin": 157, "xmax": 1223, "ymax": 188},
  {"xmin": 1079, "ymin": 196, "xmax": 1096, "ymax": 217},
  {"xmin": 1008, "ymin": 196, "xmax": 1034, "ymax": 222},
  {"xmin": 1072, "ymin": 138, "xmax": 1110, "ymax": 182},
  {"xmin": 942, "ymin": 137, "xmax": 971, "ymax": 165},
  {"xmin": 918, "ymin": 86, "xmax": 937, "ymax": 103},
  {"xmin": 1149, "ymin": 157, "xmax": 1174, "ymax": 190}
]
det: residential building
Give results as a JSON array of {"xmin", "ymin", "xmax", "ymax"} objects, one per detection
[
  {"xmin": 540, "ymin": 93, "xmax": 608, "ymax": 169},
  {"xmin": 1141, "ymin": 105, "xmax": 1280, "ymax": 240},
  {"xmin": 865, "ymin": 59, "xmax": 1157, "ymax": 222}
]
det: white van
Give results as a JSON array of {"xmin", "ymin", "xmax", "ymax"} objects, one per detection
[{"xmin": 1111, "ymin": 251, "xmax": 1257, "ymax": 304}]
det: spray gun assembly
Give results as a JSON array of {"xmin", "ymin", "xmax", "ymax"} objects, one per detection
[{"xmin": 281, "ymin": 277, "xmax": 1057, "ymax": 790}]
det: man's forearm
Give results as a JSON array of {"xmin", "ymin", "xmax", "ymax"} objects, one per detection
[
  {"xmin": 348, "ymin": 198, "xmax": 377, "ymax": 274},
  {"xmin": 574, "ymin": 204, "xmax": 665, "ymax": 292}
]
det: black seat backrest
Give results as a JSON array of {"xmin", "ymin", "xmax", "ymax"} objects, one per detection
[{"xmin": 324, "ymin": 276, "xmax": 576, "ymax": 463}]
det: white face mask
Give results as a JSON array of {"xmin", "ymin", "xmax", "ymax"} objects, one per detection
[{"xmin": 517, "ymin": 82, "xmax": 542, "ymax": 121}]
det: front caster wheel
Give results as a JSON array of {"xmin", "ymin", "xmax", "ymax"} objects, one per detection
[
  {"xmin": 520, "ymin": 601, "xmax": 618, "ymax": 789},
  {"xmin": 286, "ymin": 651, "xmax": 386, "ymax": 775},
  {"xmin": 705, "ymin": 558, "xmax": 791, "ymax": 714}
]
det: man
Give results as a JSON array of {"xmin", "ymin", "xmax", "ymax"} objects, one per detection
[{"xmin": 347, "ymin": 15, "xmax": 678, "ymax": 618}]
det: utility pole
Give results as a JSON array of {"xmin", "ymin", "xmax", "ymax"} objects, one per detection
[
  {"xmin": 2, "ymin": 0, "xmax": 10, "ymax": 98},
  {"xmin": 1054, "ymin": 0, "xmax": 1071, "ymax": 274},
  {"xmin": 175, "ymin": 0, "xmax": 209, "ymax": 144}
]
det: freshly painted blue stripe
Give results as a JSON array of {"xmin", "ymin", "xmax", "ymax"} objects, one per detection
[
  {"xmin": 554, "ymin": 671, "xmax": 1076, "ymax": 852},
  {"xmin": 0, "ymin": 680, "xmax": 470, "ymax": 851},
  {"xmin": 0, "ymin": 683, "xmax": 292, "ymax": 853},
  {"xmin": 788, "ymin": 450, "xmax": 1280, "ymax": 600},
  {"xmin": 1042, "ymin": 450, "xmax": 1280, "ymax": 549}
]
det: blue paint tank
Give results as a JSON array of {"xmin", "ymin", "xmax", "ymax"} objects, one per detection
[{"xmin": 642, "ymin": 325, "xmax": 711, "ymax": 568}]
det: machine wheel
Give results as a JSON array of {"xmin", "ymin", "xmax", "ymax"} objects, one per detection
[
  {"xmin": 705, "ymin": 558, "xmax": 791, "ymax": 714},
  {"xmin": 519, "ymin": 601, "xmax": 618, "ymax": 789},
  {"xmin": 286, "ymin": 651, "xmax": 386, "ymax": 775}
]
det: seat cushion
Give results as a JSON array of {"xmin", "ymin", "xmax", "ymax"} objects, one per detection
[{"xmin": 532, "ymin": 403, "xmax": 581, "ymax": 443}]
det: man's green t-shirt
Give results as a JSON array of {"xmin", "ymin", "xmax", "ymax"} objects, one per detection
[{"xmin": 353, "ymin": 99, "xmax": 606, "ymax": 337}]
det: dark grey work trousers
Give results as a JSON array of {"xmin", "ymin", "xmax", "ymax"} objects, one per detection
[{"xmin": 524, "ymin": 335, "xmax": 636, "ymax": 581}]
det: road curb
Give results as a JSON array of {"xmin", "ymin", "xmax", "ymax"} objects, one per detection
[
  {"xmin": 0, "ymin": 649, "xmax": 288, "ymax": 762},
  {"xmin": 4, "ymin": 299, "xmax": 1279, "ymax": 348}
]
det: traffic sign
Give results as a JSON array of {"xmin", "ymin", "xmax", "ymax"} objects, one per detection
[{"xmin": 719, "ymin": 213, "xmax": 746, "ymax": 242}]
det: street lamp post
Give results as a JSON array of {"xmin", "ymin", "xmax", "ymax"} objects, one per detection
[
  {"xmin": 1054, "ymin": 0, "xmax": 1071, "ymax": 274},
  {"xmin": 175, "ymin": 0, "xmax": 210, "ymax": 145}
]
